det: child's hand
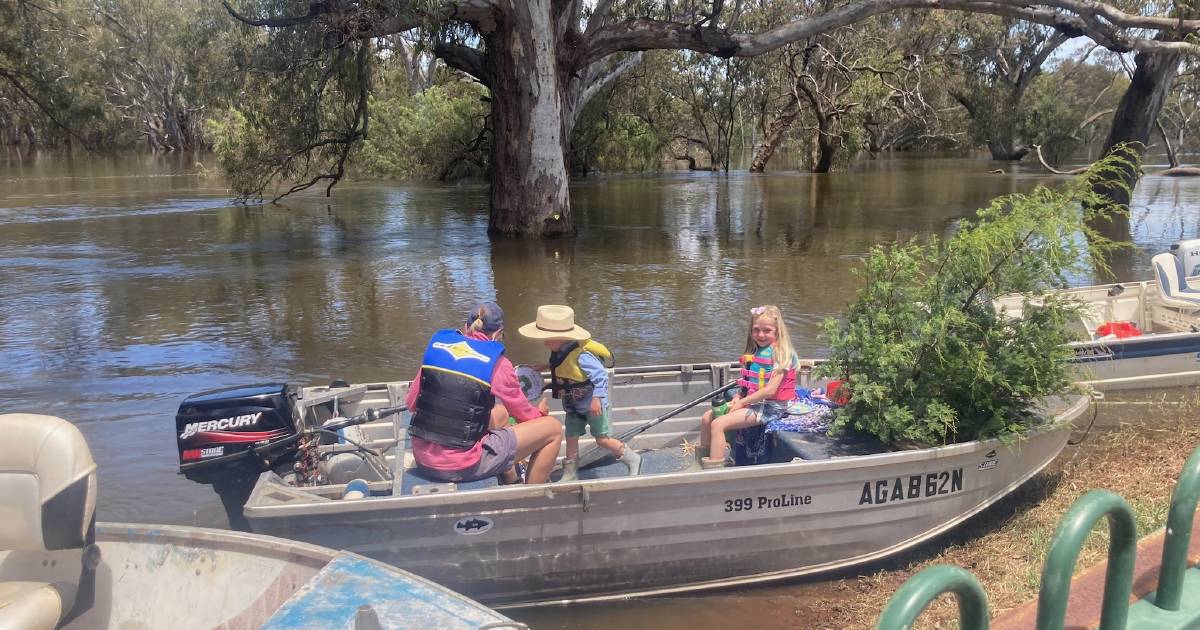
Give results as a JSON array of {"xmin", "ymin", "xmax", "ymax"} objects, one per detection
[
  {"xmin": 589, "ymin": 397, "xmax": 602, "ymax": 417},
  {"xmin": 537, "ymin": 396, "xmax": 550, "ymax": 415}
]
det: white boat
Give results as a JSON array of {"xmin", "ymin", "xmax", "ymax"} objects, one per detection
[
  {"xmin": 995, "ymin": 239, "xmax": 1200, "ymax": 392},
  {"xmin": 0, "ymin": 413, "xmax": 517, "ymax": 630},
  {"xmin": 176, "ymin": 365, "xmax": 1090, "ymax": 607}
]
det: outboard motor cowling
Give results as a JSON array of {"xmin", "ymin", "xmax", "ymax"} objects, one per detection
[
  {"xmin": 176, "ymin": 383, "xmax": 299, "ymax": 484},
  {"xmin": 1170, "ymin": 239, "xmax": 1200, "ymax": 277}
]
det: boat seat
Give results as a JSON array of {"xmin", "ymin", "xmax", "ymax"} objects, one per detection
[
  {"xmin": 0, "ymin": 414, "xmax": 99, "ymax": 630},
  {"xmin": 0, "ymin": 582, "xmax": 64, "ymax": 630},
  {"xmin": 400, "ymin": 467, "xmax": 499, "ymax": 495},
  {"xmin": 1152, "ymin": 253, "xmax": 1200, "ymax": 309},
  {"xmin": 771, "ymin": 430, "xmax": 890, "ymax": 462}
]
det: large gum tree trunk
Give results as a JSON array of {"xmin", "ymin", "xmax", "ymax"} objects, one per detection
[
  {"xmin": 749, "ymin": 94, "xmax": 800, "ymax": 173},
  {"xmin": 1092, "ymin": 49, "xmax": 1182, "ymax": 207},
  {"xmin": 811, "ymin": 116, "xmax": 841, "ymax": 173},
  {"xmin": 485, "ymin": 1, "xmax": 575, "ymax": 238}
]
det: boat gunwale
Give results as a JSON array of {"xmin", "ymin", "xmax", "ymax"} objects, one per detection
[
  {"xmin": 95, "ymin": 522, "xmax": 338, "ymax": 567},
  {"xmin": 244, "ymin": 395, "xmax": 1089, "ymax": 516}
]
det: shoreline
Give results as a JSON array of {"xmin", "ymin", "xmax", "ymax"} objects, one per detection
[{"xmin": 512, "ymin": 389, "xmax": 1200, "ymax": 629}]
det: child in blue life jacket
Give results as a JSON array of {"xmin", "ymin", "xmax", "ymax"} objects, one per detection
[
  {"xmin": 519, "ymin": 305, "xmax": 641, "ymax": 481},
  {"xmin": 695, "ymin": 304, "xmax": 811, "ymax": 469}
]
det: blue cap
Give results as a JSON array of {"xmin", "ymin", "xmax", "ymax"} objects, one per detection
[{"xmin": 466, "ymin": 301, "xmax": 504, "ymax": 333}]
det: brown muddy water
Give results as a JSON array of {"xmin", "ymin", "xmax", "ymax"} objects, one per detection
[{"xmin": 3, "ymin": 150, "xmax": 1200, "ymax": 627}]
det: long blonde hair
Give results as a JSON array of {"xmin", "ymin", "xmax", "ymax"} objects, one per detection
[{"xmin": 744, "ymin": 305, "xmax": 797, "ymax": 369}]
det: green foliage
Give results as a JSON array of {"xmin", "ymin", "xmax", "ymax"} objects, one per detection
[
  {"xmin": 206, "ymin": 109, "xmax": 273, "ymax": 197},
  {"xmin": 569, "ymin": 95, "xmax": 663, "ymax": 174},
  {"xmin": 818, "ymin": 153, "xmax": 1135, "ymax": 446},
  {"xmin": 357, "ymin": 83, "xmax": 489, "ymax": 181}
]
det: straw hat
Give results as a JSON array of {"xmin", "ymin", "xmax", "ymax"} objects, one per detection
[{"xmin": 518, "ymin": 305, "xmax": 591, "ymax": 341}]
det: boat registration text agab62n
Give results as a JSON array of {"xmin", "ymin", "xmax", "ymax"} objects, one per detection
[{"xmin": 857, "ymin": 467, "xmax": 965, "ymax": 505}]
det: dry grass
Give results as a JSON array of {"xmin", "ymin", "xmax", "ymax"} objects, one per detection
[{"xmin": 793, "ymin": 401, "xmax": 1200, "ymax": 630}]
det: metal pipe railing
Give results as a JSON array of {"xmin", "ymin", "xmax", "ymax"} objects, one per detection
[
  {"xmin": 874, "ymin": 565, "xmax": 990, "ymax": 630},
  {"xmin": 1154, "ymin": 445, "xmax": 1200, "ymax": 611},
  {"xmin": 1035, "ymin": 489, "xmax": 1137, "ymax": 630}
]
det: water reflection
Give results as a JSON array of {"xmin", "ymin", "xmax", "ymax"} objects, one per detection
[{"xmin": 4, "ymin": 152, "xmax": 1200, "ymax": 527}]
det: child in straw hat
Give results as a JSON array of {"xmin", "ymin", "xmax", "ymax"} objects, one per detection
[{"xmin": 520, "ymin": 305, "xmax": 641, "ymax": 481}]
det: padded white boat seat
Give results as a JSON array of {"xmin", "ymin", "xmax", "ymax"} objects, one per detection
[
  {"xmin": 0, "ymin": 414, "xmax": 98, "ymax": 630},
  {"xmin": 1152, "ymin": 253, "xmax": 1200, "ymax": 309},
  {"xmin": 0, "ymin": 582, "xmax": 63, "ymax": 630},
  {"xmin": 771, "ymin": 430, "xmax": 890, "ymax": 462}
]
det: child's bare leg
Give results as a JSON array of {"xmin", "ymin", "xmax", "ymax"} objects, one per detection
[
  {"xmin": 707, "ymin": 409, "xmax": 757, "ymax": 461},
  {"xmin": 565, "ymin": 435, "xmax": 580, "ymax": 462},
  {"xmin": 594, "ymin": 435, "xmax": 624, "ymax": 457},
  {"xmin": 699, "ymin": 409, "xmax": 715, "ymax": 449}
]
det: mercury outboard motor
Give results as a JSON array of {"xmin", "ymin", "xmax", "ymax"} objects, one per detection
[{"xmin": 176, "ymin": 383, "xmax": 300, "ymax": 483}]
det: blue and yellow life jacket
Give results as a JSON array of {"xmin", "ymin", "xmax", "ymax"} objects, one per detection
[
  {"xmin": 410, "ymin": 329, "xmax": 505, "ymax": 448},
  {"xmin": 548, "ymin": 340, "xmax": 613, "ymax": 401}
]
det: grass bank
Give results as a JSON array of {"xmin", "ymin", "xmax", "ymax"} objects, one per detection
[{"xmin": 796, "ymin": 397, "xmax": 1200, "ymax": 629}]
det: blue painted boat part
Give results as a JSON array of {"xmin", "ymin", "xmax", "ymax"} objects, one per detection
[{"xmin": 261, "ymin": 553, "xmax": 518, "ymax": 630}]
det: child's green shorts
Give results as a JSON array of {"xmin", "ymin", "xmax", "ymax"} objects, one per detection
[{"xmin": 564, "ymin": 409, "xmax": 611, "ymax": 438}]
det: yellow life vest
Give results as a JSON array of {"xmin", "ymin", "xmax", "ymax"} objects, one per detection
[{"xmin": 548, "ymin": 340, "xmax": 614, "ymax": 399}]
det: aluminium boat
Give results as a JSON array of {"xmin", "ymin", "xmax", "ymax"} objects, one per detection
[
  {"xmin": 177, "ymin": 363, "xmax": 1089, "ymax": 607},
  {"xmin": 0, "ymin": 413, "xmax": 516, "ymax": 630},
  {"xmin": 995, "ymin": 239, "xmax": 1200, "ymax": 392}
]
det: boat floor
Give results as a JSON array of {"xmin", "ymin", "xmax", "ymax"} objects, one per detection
[{"xmin": 399, "ymin": 430, "xmax": 891, "ymax": 495}]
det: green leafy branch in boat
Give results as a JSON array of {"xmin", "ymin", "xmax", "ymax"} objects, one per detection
[{"xmin": 818, "ymin": 150, "xmax": 1136, "ymax": 447}]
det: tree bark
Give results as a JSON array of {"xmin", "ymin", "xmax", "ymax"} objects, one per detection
[
  {"xmin": 749, "ymin": 93, "xmax": 800, "ymax": 172},
  {"xmin": 1092, "ymin": 49, "xmax": 1181, "ymax": 207},
  {"xmin": 812, "ymin": 120, "xmax": 841, "ymax": 173},
  {"xmin": 484, "ymin": 1, "xmax": 575, "ymax": 238}
]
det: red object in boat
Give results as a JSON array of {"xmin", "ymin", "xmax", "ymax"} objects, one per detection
[
  {"xmin": 825, "ymin": 379, "xmax": 851, "ymax": 405},
  {"xmin": 1096, "ymin": 321, "xmax": 1142, "ymax": 339}
]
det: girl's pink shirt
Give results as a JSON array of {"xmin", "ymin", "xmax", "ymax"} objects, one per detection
[{"xmin": 406, "ymin": 330, "xmax": 541, "ymax": 471}]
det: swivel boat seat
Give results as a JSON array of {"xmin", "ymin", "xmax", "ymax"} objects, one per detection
[
  {"xmin": 0, "ymin": 414, "xmax": 98, "ymax": 630},
  {"xmin": 1151, "ymin": 252, "xmax": 1200, "ymax": 331}
]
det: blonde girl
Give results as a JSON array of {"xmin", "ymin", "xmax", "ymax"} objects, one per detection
[{"xmin": 697, "ymin": 305, "xmax": 809, "ymax": 468}]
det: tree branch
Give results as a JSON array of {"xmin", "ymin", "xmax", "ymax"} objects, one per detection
[
  {"xmin": 582, "ymin": 0, "xmax": 1200, "ymax": 66},
  {"xmin": 434, "ymin": 42, "xmax": 490, "ymax": 87},
  {"xmin": 0, "ymin": 67, "xmax": 96, "ymax": 150},
  {"xmin": 223, "ymin": 0, "xmax": 498, "ymax": 38}
]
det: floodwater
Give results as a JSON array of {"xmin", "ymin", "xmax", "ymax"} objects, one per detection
[{"xmin": 3, "ymin": 150, "xmax": 1200, "ymax": 626}]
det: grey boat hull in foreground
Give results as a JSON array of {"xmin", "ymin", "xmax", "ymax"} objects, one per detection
[
  {"xmin": 49, "ymin": 523, "xmax": 515, "ymax": 629},
  {"xmin": 236, "ymin": 364, "xmax": 1089, "ymax": 607}
]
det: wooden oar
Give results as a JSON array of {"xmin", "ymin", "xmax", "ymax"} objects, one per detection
[{"xmin": 577, "ymin": 380, "xmax": 740, "ymax": 469}]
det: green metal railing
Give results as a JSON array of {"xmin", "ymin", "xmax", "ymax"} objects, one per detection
[
  {"xmin": 872, "ymin": 566, "xmax": 988, "ymax": 630},
  {"xmin": 875, "ymin": 444, "xmax": 1200, "ymax": 630},
  {"xmin": 1035, "ymin": 490, "xmax": 1136, "ymax": 630}
]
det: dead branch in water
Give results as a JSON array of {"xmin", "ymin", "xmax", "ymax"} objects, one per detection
[{"xmin": 1032, "ymin": 144, "xmax": 1088, "ymax": 175}]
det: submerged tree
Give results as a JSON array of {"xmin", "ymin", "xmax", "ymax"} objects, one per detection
[
  {"xmin": 949, "ymin": 18, "xmax": 1070, "ymax": 161},
  {"xmin": 222, "ymin": 0, "xmax": 1199, "ymax": 238},
  {"xmin": 819, "ymin": 154, "xmax": 1132, "ymax": 446}
]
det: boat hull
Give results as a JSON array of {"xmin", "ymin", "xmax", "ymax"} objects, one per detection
[
  {"xmin": 244, "ymin": 397, "xmax": 1084, "ymax": 606},
  {"xmin": 33, "ymin": 523, "xmax": 512, "ymax": 629},
  {"xmin": 1071, "ymin": 332, "xmax": 1200, "ymax": 391}
]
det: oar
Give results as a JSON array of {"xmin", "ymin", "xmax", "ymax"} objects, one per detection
[{"xmin": 577, "ymin": 380, "xmax": 740, "ymax": 469}]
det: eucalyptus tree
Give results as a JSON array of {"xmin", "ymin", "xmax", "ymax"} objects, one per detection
[
  {"xmin": 2, "ymin": 0, "xmax": 248, "ymax": 152},
  {"xmin": 0, "ymin": 0, "xmax": 108, "ymax": 149},
  {"xmin": 946, "ymin": 18, "xmax": 1071, "ymax": 161},
  {"xmin": 223, "ymin": 0, "xmax": 1200, "ymax": 238},
  {"xmin": 1159, "ymin": 63, "xmax": 1200, "ymax": 159}
]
